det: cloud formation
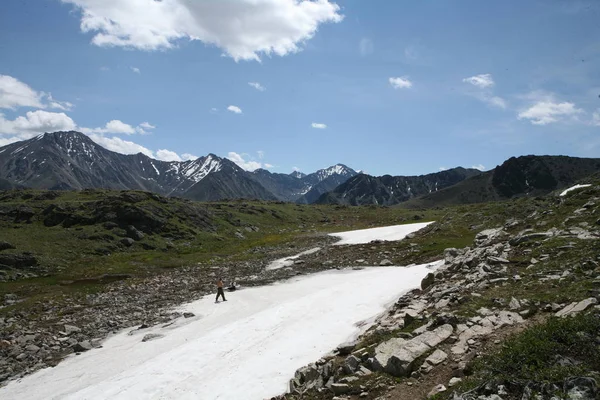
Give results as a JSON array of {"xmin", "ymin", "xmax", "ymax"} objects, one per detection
[
  {"xmin": 359, "ymin": 38, "xmax": 373, "ymax": 56},
  {"xmin": 248, "ymin": 82, "xmax": 265, "ymax": 91},
  {"xmin": 131, "ymin": 67, "xmax": 141, "ymax": 74},
  {"xmin": 0, "ymin": 75, "xmax": 72, "ymax": 111},
  {"xmin": 389, "ymin": 77, "xmax": 412, "ymax": 89},
  {"xmin": 311, "ymin": 123, "xmax": 327, "ymax": 129},
  {"xmin": 0, "ymin": 110, "xmax": 77, "ymax": 135},
  {"xmin": 463, "ymin": 74, "xmax": 494, "ymax": 88},
  {"xmin": 462, "ymin": 73, "xmax": 506, "ymax": 109},
  {"xmin": 227, "ymin": 105, "xmax": 242, "ymax": 114},
  {"xmin": 518, "ymin": 100, "xmax": 583, "ymax": 125},
  {"xmin": 61, "ymin": 0, "xmax": 343, "ymax": 61},
  {"xmin": 227, "ymin": 151, "xmax": 271, "ymax": 171}
]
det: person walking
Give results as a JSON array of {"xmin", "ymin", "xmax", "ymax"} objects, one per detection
[{"xmin": 215, "ymin": 277, "xmax": 227, "ymax": 302}]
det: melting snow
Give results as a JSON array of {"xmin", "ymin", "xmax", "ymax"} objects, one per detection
[
  {"xmin": 560, "ymin": 184, "xmax": 592, "ymax": 196},
  {"xmin": 0, "ymin": 263, "xmax": 439, "ymax": 400},
  {"xmin": 266, "ymin": 247, "xmax": 321, "ymax": 270},
  {"xmin": 150, "ymin": 162, "xmax": 160, "ymax": 176},
  {"xmin": 330, "ymin": 222, "xmax": 434, "ymax": 245}
]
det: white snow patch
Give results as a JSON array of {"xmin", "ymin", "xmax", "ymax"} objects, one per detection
[
  {"xmin": 560, "ymin": 184, "xmax": 592, "ymax": 197},
  {"xmin": 1, "ymin": 264, "xmax": 439, "ymax": 400},
  {"xmin": 266, "ymin": 247, "xmax": 321, "ymax": 270},
  {"xmin": 330, "ymin": 222, "xmax": 433, "ymax": 245},
  {"xmin": 150, "ymin": 162, "xmax": 160, "ymax": 176}
]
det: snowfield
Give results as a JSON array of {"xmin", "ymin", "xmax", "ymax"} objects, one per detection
[
  {"xmin": 560, "ymin": 184, "xmax": 591, "ymax": 196},
  {"xmin": 329, "ymin": 222, "xmax": 433, "ymax": 245},
  {"xmin": 2, "ymin": 223, "xmax": 437, "ymax": 400}
]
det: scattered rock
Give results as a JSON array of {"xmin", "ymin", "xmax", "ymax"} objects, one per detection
[
  {"xmin": 142, "ymin": 333, "xmax": 165, "ymax": 342},
  {"xmin": 555, "ymin": 298, "xmax": 598, "ymax": 317}
]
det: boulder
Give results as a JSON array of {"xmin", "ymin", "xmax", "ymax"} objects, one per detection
[
  {"xmin": 474, "ymin": 228, "xmax": 508, "ymax": 247},
  {"xmin": 64, "ymin": 325, "xmax": 81, "ymax": 335},
  {"xmin": 343, "ymin": 355, "xmax": 360, "ymax": 374},
  {"xmin": 142, "ymin": 333, "xmax": 165, "ymax": 342},
  {"xmin": 555, "ymin": 298, "xmax": 598, "ymax": 317},
  {"xmin": 120, "ymin": 238, "xmax": 135, "ymax": 247},
  {"xmin": 72, "ymin": 341, "xmax": 93, "ymax": 353},
  {"xmin": 126, "ymin": 225, "xmax": 145, "ymax": 241},
  {"xmin": 424, "ymin": 349, "xmax": 448, "ymax": 366},
  {"xmin": 331, "ymin": 383, "xmax": 350, "ymax": 395},
  {"xmin": 420, "ymin": 273, "xmax": 435, "ymax": 291},
  {"xmin": 0, "ymin": 241, "xmax": 16, "ymax": 252},
  {"xmin": 337, "ymin": 341, "xmax": 357, "ymax": 356},
  {"xmin": 372, "ymin": 324, "xmax": 453, "ymax": 377},
  {"xmin": 380, "ymin": 259, "xmax": 393, "ymax": 266}
]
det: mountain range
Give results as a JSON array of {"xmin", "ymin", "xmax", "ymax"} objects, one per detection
[{"xmin": 1, "ymin": 131, "xmax": 599, "ymax": 206}]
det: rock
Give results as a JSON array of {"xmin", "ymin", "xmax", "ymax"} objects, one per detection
[
  {"xmin": 380, "ymin": 259, "xmax": 393, "ymax": 266},
  {"xmin": 427, "ymin": 384, "xmax": 447, "ymax": 397},
  {"xmin": 331, "ymin": 383, "xmax": 350, "ymax": 395},
  {"xmin": 424, "ymin": 349, "xmax": 448, "ymax": 366},
  {"xmin": 0, "ymin": 241, "xmax": 16, "ymax": 252},
  {"xmin": 72, "ymin": 341, "xmax": 93, "ymax": 352},
  {"xmin": 420, "ymin": 272, "xmax": 435, "ymax": 291},
  {"xmin": 344, "ymin": 355, "xmax": 360, "ymax": 374},
  {"xmin": 448, "ymin": 377, "xmax": 462, "ymax": 387},
  {"xmin": 372, "ymin": 324, "xmax": 453, "ymax": 377},
  {"xmin": 126, "ymin": 225, "xmax": 145, "ymax": 241},
  {"xmin": 142, "ymin": 333, "xmax": 165, "ymax": 342},
  {"xmin": 359, "ymin": 392, "xmax": 369, "ymax": 398},
  {"xmin": 0, "ymin": 253, "xmax": 38, "ymax": 269},
  {"xmin": 183, "ymin": 312, "xmax": 195, "ymax": 318},
  {"xmin": 474, "ymin": 228, "xmax": 508, "ymax": 247},
  {"xmin": 234, "ymin": 232, "xmax": 245, "ymax": 239},
  {"xmin": 120, "ymin": 237, "xmax": 135, "ymax": 247},
  {"xmin": 64, "ymin": 325, "xmax": 81, "ymax": 335},
  {"xmin": 509, "ymin": 297, "xmax": 521, "ymax": 310},
  {"xmin": 25, "ymin": 344, "xmax": 40, "ymax": 353},
  {"xmin": 556, "ymin": 298, "xmax": 598, "ymax": 317},
  {"xmin": 564, "ymin": 377, "xmax": 597, "ymax": 400},
  {"xmin": 487, "ymin": 256, "xmax": 510, "ymax": 264},
  {"xmin": 337, "ymin": 341, "xmax": 357, "ymax": 356},
  {"xmin": 509, "ymin": 232, "xmax": 554, "ymax": 245}
]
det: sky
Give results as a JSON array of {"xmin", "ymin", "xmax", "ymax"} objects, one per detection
[{"xmin": 0, "ymin": 0, "xmax": 599, "ymax": 176}]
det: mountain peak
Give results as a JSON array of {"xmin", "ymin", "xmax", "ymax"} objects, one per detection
[{"xmin": 289, "ymin": 171, "xmax": 306, "ymax": 179}]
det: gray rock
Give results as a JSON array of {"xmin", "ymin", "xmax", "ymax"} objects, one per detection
[
  {"xmin": 183, "ymin": 312, "xmax": 195, "ymax": 318},
  {"xmin": 64, "ymin": 325, "xmax": 81, "ymax": 335},
  {"xmin": 142, "ymin": 333, "xmax": 165, "ymax": 342},
  {"xmin": 379, "ymin": 259, "xmax": 393, "ymax": 266},
  {"xmin": 337, "ymin": 340, "xmax": 357, "ymax": 356},
  {"xmin": 344, "ymin": 355, "xmax": 360, "ymax": 374},
  {"xmin": 474, "ymin": 228, "xmax": 508, "ymax": 247},
  {"xmin": 556, "ymin": 298, "xmax": 598, "ymax": 317},
  {"xmin": 331, "ymin": 383, "xmax": 350, "ymax": 395},
  {"xmin": 372, "ymin": 324, "xmax": 453, "ymax": 377},
  {"xmin": 424, "ymin": 349, "xmax": 448, "ymax": 366},
  {"xmin": 72, "ymin": 341, "xmax": 93, "ymax": 352},
  {"xmin": 509, "ymin": 297, "xmax": 521, "ymax": 310},
  {"xmin": 0, "ymin": 241, "xmax": 16, "ymax": 252},
  {"xmin": 421, "ymin": 272, "xmax": 435, "ymax": 291},
  {"xmin": 120, "ymin": 237, "xmax": 135, "ymax": 247},
  {"xmin": 427, "ymin": 384, "xmax": 447, "ymax": 397},
  {"xmin": 25, "ymin": 344, "xmax": 40, "ymax": 353},
  {"xmin": 126, "ymin": 225, "xmax": 145, "ymax": 241},
  {"xmin": 565, "ymin": 377, "xmax": 597, "ymax": 400}
]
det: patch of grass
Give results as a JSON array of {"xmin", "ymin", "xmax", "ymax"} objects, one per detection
[{"xmin": 479, "ymin": 312, "xmax": 600, "ymax": 383}]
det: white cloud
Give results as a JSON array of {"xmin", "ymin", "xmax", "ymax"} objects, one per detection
[
  {"xmin": 81, "ymin": 119, "xmax": 137, "ymax": 134},
  {"xmin": 100, "ymin": 66, "xmax": 110, "ymax": 71},
  {"xmin": 463, "ymin": 74, "xmax": 494, "ymax": 88},
  {"xmin": 87, "ymin": 133, "xmax": 154, "ymax": 157},
  {"xmin": 210, "ymin": 108, "xmax": 218, "ymax": 114},
  {"xmin": 227, "ymin": 105, "xmax": 242, "ymax": 114},
  {"xmin": 131, "ymin": 67, "xmax": 141, "ymax": 74},
  {"xmin": 311, "ymin": 123, "xmax": 327, "ymax": 129},
  {"xmin": 591, "ymin": 109, "xmax": 600, "ymax": 126},
  {"xmin": 0, "ymin": 110, "xmax": 77, "ymax": 135},
  {"xmin": 438, "ymin": 167, "xmax": 448, "ymax": 171},
  {"xmin": 0, "ymin": 75, "xmax": 74, "ymax": 112},
  {"xmin": 359, "ymin": 38, "xmax": 373, "ymax": 56},
  {"xmin": 47, "ymin": 93, "xmax": 74, "ymax": 111},
  {"xmin": 227, "ymin": 151, "xmax": 273, "ymax": 171},
  {"xmin": 292, "ymin": 166, "xmax": 300, "ymax": 172},
  {"xmin": 389, "ymin": 77, "xmax": 412, "ymax": 89},
  {"xmin": 227, "ymin": 152, "xmax": 262, "ymax": 171},
  {"xmin": 518, "ymin": 100, "xmax": 583, "ymax": 125},
  {"xmin": 182, "ymin": 153, "xmax": 198, "ymax": 161},
  {"xmin": 155, "ymin": 149, "xmax": 182, "ymax": 162},
  {"xmin": 248, "ymin": 82, "xmax": 265, "ymax": 91},
  {"xmin": 0, "ymin": 136, "xmax": 21, "ymax": 147},
  {"xmin": 472, "ymin": 164, "xmax": 485, "ymax": 171},
  {"xmin": 257, "ymin": 150, "xmax": 265, "ymax": 159},
  {"xmin": 139, "ymin": 122, "xmax": 156, "ymax": 130},
  {"xmin": 0, "ymin": 75, "xmax": 46, "ymax": 110},
  {"xmin": 462, "ymin": 74, "xmax": 506, "ymax": 109},
  {"xmin": 61, "ymin": 0, "xmax": 344, "ymax": 61}
]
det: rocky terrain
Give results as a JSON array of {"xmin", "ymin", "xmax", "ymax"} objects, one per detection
[
  {"xmin": 0, "ymin": 182, "xmax": 599, "ymax": 398},
  {"xmin": 277, "ymin": 183, "xmax": 600, "ymax": 400}
]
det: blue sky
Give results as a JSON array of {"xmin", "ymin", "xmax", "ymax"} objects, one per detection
[{"xmin": 1, "ymin": 0, "xmax": 599, "ymax": 176}]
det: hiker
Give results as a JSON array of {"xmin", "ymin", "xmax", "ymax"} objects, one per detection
[{"xmin": 215, "ymin": 277, "xmax": 227, "ymax": 302}]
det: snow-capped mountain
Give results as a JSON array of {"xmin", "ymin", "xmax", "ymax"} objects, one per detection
[
  {"xmin": 250, "ymin": 163, "xmax": 358, "ymax": 203},
  {"xmin": 0, "ymin": 131, "xmax": 275, "ymax": 201}
]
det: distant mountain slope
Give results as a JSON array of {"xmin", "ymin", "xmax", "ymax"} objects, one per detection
[
  {"xmin": 0, "ymin": 131, "xmax": 274, "ymax": 201},
  {"xmin": 402, "ymin": 155, "xmax": 600, "ymax": 208},
  {"xmin": 250, "ymin": 164, "xmax": 357, "ymax": 202},
  {"xmin": 316, "ymin": 167, "xmax": 481, "ymax": 206}
]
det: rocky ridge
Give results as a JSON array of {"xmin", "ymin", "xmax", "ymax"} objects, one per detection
[{"xmin": 280, "ymin": 187, "xmax": 600, "ymax": 400}]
